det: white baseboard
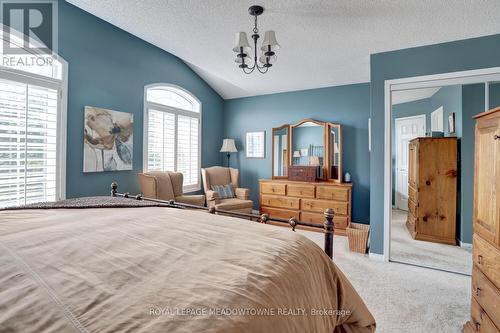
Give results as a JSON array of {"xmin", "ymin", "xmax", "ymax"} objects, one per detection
[
  {"xmin": 458, "ymin": 240, "xmax": 472, "ymax": 250},
  {"xmin": 368, "ymin": 252, "xmax": 385, "ymax": 261}
]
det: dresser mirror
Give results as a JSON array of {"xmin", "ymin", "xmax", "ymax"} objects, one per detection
[
  {"xmin": 328, "ymin": 123, "xmax": 342, "ymax": 182},
  {"xmin": 272, "ymin": 125, "xmax": 290, "ymax": 178},
  {"xmin": 272, "ymin": 119, "xmax": 342, "ymax": 182}
]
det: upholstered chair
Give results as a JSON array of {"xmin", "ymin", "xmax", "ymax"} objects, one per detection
[
  {"xmin": 201, "ymin": 166, "xmax": 253, "ymax": 214},
  {"xmin": 138, "ymin": 171, "xmax": 205, "ymax": 206}
]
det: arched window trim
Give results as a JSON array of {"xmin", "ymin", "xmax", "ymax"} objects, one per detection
[
  {"xmin": 0, "ymin": 25, "xmax": 68, "ymax": 204},
  {"xmin": 143, "ymin": 83, "xmax": 202, "ymax": 193}
]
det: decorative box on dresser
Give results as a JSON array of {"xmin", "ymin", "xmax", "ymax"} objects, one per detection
[
  {"xmin": 259, "ymin": 180, "xmax": 352, "ymax": 235},
  {"xmin": 464, "ymin": 107, "xmax": 500, "ymax": 333},
  {"xmin": 406, "ymin": 137, "xmax": 458, "ymax": 245}
]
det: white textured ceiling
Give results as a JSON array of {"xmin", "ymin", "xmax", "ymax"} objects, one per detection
[
  {"xmin": 392, "ymin": 87, "xmax": 441, "ymax": 105},
  {"xmin": 67, "ymin": 0, "xmax": 500, "ymax": 99}
]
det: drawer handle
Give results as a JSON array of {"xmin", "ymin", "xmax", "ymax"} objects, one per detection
[
  {"xmin": 477, "ymin": 255, "xmax": 483, "ymax": 265},
  {"xmin": 494, "ymin": 134, "xmax": 500, "ymax": 140},
  {"xmin": 475, "ymin": 287, "xmax": 481, "ymax": 297},
  {"xmin": 475, "ymin": 322, "xmax": 480, "ymax": 332}
]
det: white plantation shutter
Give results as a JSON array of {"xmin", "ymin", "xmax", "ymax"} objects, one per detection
[
  {"xmin": 177, "ymin": 115, "xmax": 199, "ymax": 187},
  {"xmin": 145, "ymin": 85, "xmax": 201, "ymax": 192},
  {"xmin": 147, "ymin": 110, "xmax": 175, "ymax": 171},
  {"xmin": 0, "ymin": 78, "xmax": 59, "ymax": 208}
]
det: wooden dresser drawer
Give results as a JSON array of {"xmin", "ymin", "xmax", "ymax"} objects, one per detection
[
  {"xmin": 287, "ymin": 184, "xmax": 315, "ymax": 198},
  {"xmin": 261, "ymin": 195, "xmax": 300, "ymax": 210},
  {"xmin": 301, "ymin": 199, "xmax": 348, "ymax": 215},
  {"xmin": 472, "ymin": 266, "xmax": 500, "ymax": 330},
  {"xmin": 470, "ymin": 297, "xmax": 498, "ymax": 333},
  {"xmin": 473, "ymin": 235, "xmax": 500, "ymax": 290},
  {"xmin": 261, "ymin": 183, "xmax": 286, "ymax": 195},
  {"xmin": 316, "ymin": 186, "xmax": 349, "ymax": 201},
  {"xmin": 261, "ymin": 207, "xmax": 299, "ymax": 220},
  {"xmin": 300, "ymin": 212, "xmax": 349, "ymax": 229}
]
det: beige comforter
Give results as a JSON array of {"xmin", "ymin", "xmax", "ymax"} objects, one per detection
[{"xmin": 0, "ymin": 207, "xmax": 375, "ymax": 333}]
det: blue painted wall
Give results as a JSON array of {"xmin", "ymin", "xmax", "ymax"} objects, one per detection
[
  {"xmin": 58, "ymin": 1, "xmax": 224, "ymax": 198},
  {"xmin": 491, "ymin": 83, "xmax": 500, "ymax": 108},
  {"xmin": 370, "ymin": 33, "xmax": 500, "ymax": 254},
  {"xmin": 223, "ymin": 83, "xmax": 371, "ymax": 224},
  {"xmin": 461, "ymin": 84, "xmax": 485, "ymax": 244}
]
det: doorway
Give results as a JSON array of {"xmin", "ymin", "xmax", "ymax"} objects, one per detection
[{"xmin": 394, "ymin": 115, "xmax": 426, "ymax": 211}]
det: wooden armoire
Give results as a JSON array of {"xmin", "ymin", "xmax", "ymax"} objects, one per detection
[
  {"xmin": 463, "ymin": 108, "xmax": 500, "ymax": 333},
  {"xmin": 406, "ymin": 137, "xmax": 457, "ymax": 245}
]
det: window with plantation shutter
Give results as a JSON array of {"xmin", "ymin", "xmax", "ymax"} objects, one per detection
[
  {"xmin": 144, "ymin": 85, "xmax": 201, "ymax": 192},
  {"xmin": 0, "ymin": 27, "xmax": 67, "ymax": 208},
  {"xmin": 0, "ymin": 77, "xmax": 64, "ymax": 208}
]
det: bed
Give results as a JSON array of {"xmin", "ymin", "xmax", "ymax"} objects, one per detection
[{"xmin": 0, "ymin": 196, "xmax": 375, "ymax": 333}]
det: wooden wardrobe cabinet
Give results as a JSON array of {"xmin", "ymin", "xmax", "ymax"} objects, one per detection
[
  {"xmin": 464, "ymin": 108, "xmax": 500, "ymax": 333},
  {"xmin": 259, "ymin": 179, "xmax": 352, "ymax": 235},
  {"xmin": 406, "ymin": 137, "xmax": 457, "ymax": 245}
]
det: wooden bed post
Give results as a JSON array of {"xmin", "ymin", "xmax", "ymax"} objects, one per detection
[
  {"xmin": 324, "ymin": 208, "xmax": 334, "ymax": 258},
  {"xmin": 111, "ymin": 182, "xmax": 118, "ymax": 197}
]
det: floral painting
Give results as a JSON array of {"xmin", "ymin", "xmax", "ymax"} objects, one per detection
[{"xmin": 83, "ymin": 106, "xmax": 133, "ymax": 172}]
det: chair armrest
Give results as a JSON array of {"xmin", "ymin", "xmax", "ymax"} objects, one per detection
[
  {"xmin": 175, "ymin": 195, "xmax": 206, "ymax": 207},
  {"xmin": 235, "ymin": 188, "xmax": 250, "ymax": 200},
  {"xmin": 205, "ymin": 190, "xmax": 220, "ymax": 205}
]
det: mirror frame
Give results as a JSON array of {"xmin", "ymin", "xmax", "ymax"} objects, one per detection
[
  {"xmin": 271, "ymin": 124, "xmax": 291, "ymax": 179},
  {"xmin": 272, "ymin": 118, "xmax": 342, "ymax": 182}
]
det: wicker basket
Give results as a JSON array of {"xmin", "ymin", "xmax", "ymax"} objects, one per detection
[{"xmin": 347, "ymin": 223, "xmax": 370, "ymax": 254}]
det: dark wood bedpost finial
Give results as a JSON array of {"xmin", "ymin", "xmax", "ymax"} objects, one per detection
[
  {"xmin": 208, "ymin": 206, "xmax": 216, "ymax": 214},
  {"xmin": 324, "ymin": 208, "xmax": 334, "ymax": 259},
  {"xmin": 111, "ymin": 182, "xmax": 118, "ymax": 197},
  {"xmin": 288, "ymin": 217, "xmax": 298, "ymax": 231},
  {"xmin": 259, "ymin": 213, "xmax": 269, "ymax": 224}
]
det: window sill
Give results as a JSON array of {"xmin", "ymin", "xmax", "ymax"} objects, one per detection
[{"xmin": 183, "ymin": 185, "xmax": 201, "ymax": 194}]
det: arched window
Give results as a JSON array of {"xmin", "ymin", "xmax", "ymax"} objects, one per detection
[
  {"xmin": 0, "ymin": 25, "xmax": 67, "ymax": 208},
  {"xmin": 144, "ymin": 84, "xmax": 201, "ymax": 192}
]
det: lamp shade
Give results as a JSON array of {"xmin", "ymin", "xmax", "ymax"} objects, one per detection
[
  {"xmin": 235, "ymin": 55, "xmax": 253, "ymax": 64},
  {"xmin": 233, "ymin": 32, "xmax": 251, "ymax": 54},
  {"xmin": 293, "ymin": 150, "xmax": 301, "ymax": 158},
  {"xmin": 260, "ymin": 30, "xmax": 280, "ymax": 52},
  {"xmin": 220, "ymin": 139, "xmax": 238, "ymax": 153},
  {"xmin": 259, "ymin": 53, "xmax": 277, "ymax": 65}
]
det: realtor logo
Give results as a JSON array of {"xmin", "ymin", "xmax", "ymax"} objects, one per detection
[{"xmin": 0, "ymin": 0, "xmax": 57, "ymax": 55}]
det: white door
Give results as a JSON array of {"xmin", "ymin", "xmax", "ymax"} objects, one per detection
[{"xmin": 395, "ymin": 115, "xmax": 426, "ymax": 210}]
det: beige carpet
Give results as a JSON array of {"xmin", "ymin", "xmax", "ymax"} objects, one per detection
[
  {"xmin": 299, "ymin": 229, "xmax": 471, "ymax": 333},
  {"xmin": 391, "ymin": 209, "xmax": 472, "ymax": 274}
]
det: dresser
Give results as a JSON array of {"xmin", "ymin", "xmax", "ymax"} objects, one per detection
[
  {"xmin": 406, "ymin": 137, "xmax": 457, "ymax": 245},
  {"xmin": 464, "ymin": 108, "xmax": 500, "ymax": 333},
  {"xmin": 259, "ymin": 179, "xmax": 352, "ymax": 235}
]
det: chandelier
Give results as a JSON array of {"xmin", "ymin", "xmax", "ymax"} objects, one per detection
[{"xmin": 233, "ymin": 5, "xmax": 280, "ymax": 74}]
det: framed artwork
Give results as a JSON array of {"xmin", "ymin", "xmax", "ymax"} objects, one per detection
[
  {"xmin": 83, "ymin": 106, "xmax": 134, "ymax": 172},
  {"xmin": 448, "ymin": 112, "xmax": 455, "ymax": 134},
  {"xmin": 246, "ymin": 131, "xmax": 265, "ymax": 158}
]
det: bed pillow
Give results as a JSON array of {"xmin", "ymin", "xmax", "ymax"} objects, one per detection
[{"xmin": 211, "ymin": 184, "xmax": 235, "ymax": 199}]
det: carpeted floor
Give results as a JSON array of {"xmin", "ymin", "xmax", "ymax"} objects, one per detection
[
  {"xmin": 299, "ymin": 229, "xmax": 471, "ymax": 333},
  {"xmin": 391, "ymin": 209, "xmax": 472, "ymax": 274}
]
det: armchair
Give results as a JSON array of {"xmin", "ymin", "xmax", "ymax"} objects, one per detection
[
  {"xmin": 138, "ymin": 171, "xmax": 205, "ymax": 206},
  {"xmin": 201, "ymin": 166, "xmax": 253, "ymax": 214}
]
